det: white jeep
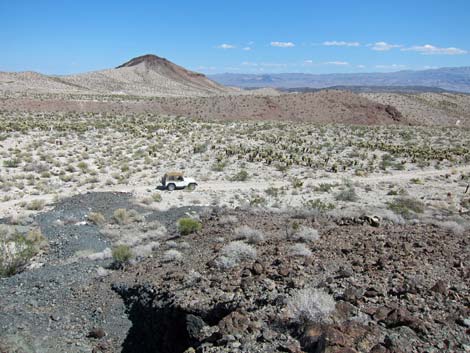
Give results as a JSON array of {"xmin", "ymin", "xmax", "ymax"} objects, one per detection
[{"xmin": 161, "ymin": 172, "xmax": 197, "ymax": 191}]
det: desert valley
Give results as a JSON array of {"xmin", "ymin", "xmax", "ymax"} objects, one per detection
[{"xmin": 0, "ymin": 52, "xmax": 469, "ymax": 353}]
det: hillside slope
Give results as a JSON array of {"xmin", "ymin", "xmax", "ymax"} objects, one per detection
[{"xmin": 0, "ymin": 55, "xmax": 234, "ymax": 97}]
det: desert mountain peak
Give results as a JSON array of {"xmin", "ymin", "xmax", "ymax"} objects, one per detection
[{"xmin": 115, "ymin": 54, "xmax": 171, "ymax": 69}]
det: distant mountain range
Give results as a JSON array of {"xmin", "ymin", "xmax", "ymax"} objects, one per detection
[{"xmin": 209, "ymin": 67, "xmax": 470, "ymax": 93}]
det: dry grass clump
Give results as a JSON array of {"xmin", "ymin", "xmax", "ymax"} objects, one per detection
[
  {"xmin": 113, "ymin": 208, "xmax": 143, "ymax": 225},
  {"xmin": 289, "ymin": 243, "xmax": 312, "ymax": 257},
  {"xmin": 24, "ymin": 199, "xmax": 45, "ymax": 211},
  {"xmin": 163, "ymin": 249, "xmax": 183, "ymax": 262},
  {"xmin": 87, "ymin": 212, "xmax": 106, "ymax": 226},
  {"xmin": 292, "ymin": 226, "xmax": 319, "ymax": 243},
  {"xmin": 286, "ymin": 288, "xmax": 336, "ymax": 324},
  {"xmin": 215, "ymin": 241, "xmax": 257, "ymax": 269},
  {"xmin": 234, "ymin": 225, "xmax": 265, "ymax": 244}
]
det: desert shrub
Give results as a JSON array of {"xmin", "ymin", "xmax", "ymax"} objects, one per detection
[
  {"xmin": 77, "ymin": 161, "xmax": 88, "ymax": 172},
  {"xmin": 25, "ymin": 199, "xmax": 45, "ymax": 211},
  {"xmin": 152, "ymin": 193, "xmax": 162, "ymax": 202},
  {"xmin": 141, "ymin": 197, "xmax": 153, "ymax": 205},
  {"xmin": 287, "ymin": 288, "xmax": 336, "ymax": 324},
  {"xmin": 216, "ymin": 241, "xmax": 257, "ymax": 269},
  {"xmin": 410, "ymin": 178, "xmax": 423, "ymax": 185},
  {"xmin": 303, "ymin": 199, "xmax": 335, "ymax": 212},
  {"xmin": 387, "ymin": 197, "xmax": 425, "ymax": 218},
  {"xmin": 112, "ymin": 245, "xmax": 133, "ymax": 267},
  {"xmin": 163, "ymin": 249, "xmax": 183, "ymax": 262},
  {"xmin": 0, "ymin": 226, "xmax": 46, "ymax": 277},
  {"xmin": 335, "ymin": 187, "xmax": 358, "ymax": 202},
  {"xmin": 193, "ymin": 143, "xmax": 208, "ymax": 154},
  {"xmin": 275, "ymin": 163, "xmax": 289, "ymax": 172},
  {"xmin": 219, "ymin": 215, "xmax": 238, "ymax": 225},
  {"xmin": 177, "ymin": 217, "xmax": 202, "ymax": 235},
  {"xmin": 211, "ymin": 161, "xmax": 226, "ymax": 172},
  {"xmin": 434, "ymin": 221, "xmax": 465, "ymax": 235},
  {"xmin": 3, "ymin": 159, "xmax": 20, "ymax": 168},
  {"xmin": 230, "ymin": 169, "xmax": 249, "ymax": 181},
  {"xmin": 289, "ymin": 243, "xmax": 312, "ymax": 257},
  {"xmin": 265, "ymin": 187, "xmax": 281, "ymax": 198},
  {"xmin": 113, "ymin": 209, "xmax": 130, "ymax": 224},
  {"xmin": 234, "ymin": 225, "xmax": 264, "ymax": 244},
  {"xmin": 26, "ymin": 228, "xmax": 48, "ymax": 252},
  {"xmin": 166, "ymin": 240, "xmax": 178, "ymax": 248},
  {"xmin": 88, "ymin": 212, "xmax": 106, "ymax": 225},
  {"xmin": 292, "ymin": 226, "xmax": 319, "ymax": 243},
  {"xmin": 249, "ymin": 195, "xmax": 267, "ymax": 207},
  {"xmin": 113, "ymin": 208, "xmax": 143, "ymax": 225},
  {"xmin": 292, "ymin": 178, "xmax": 303, "ymax": 189},
  {"xmin": 313, "ymin": 183, "xmax": 337, "ymax": 193},
  {"xmin": 133, "ymin": 242, "xmax": 159, "ymax": 258}
]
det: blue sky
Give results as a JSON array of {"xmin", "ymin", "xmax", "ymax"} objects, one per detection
[{"xmin": 1, "ymin": 0, "xmax": 469, "ymax": 75}]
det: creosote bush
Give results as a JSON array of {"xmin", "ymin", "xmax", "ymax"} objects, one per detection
[
  {"xmin": 335, "ymin": 186, "xmax": 358, "ymax": 202},
  {"xmin": 0, "ymin": 226, "xmax": 47, "ymax": 277},
  {"xmin": 230, "ymin": 169, "xmax": 249, "ymax": 182},
  {"xmin": 387, "ymin": 197, "xmax": 425, "ymax": 218},
  {"xmin": 112, "ymin": 244, "xmax": 133, "ymax": 267},
  {"xmin": 177, "ymin": 217, "xmax": 202, "ymax": 235}
]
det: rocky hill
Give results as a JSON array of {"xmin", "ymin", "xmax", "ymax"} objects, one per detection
[{"xmin": 0, "ymin": 55, "xmax": 234, "ymax": 97}]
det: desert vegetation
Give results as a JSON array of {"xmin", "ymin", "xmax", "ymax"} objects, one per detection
[{"xmin": 0, "ymin": 111, "xmax": 469, "ymax": 229}]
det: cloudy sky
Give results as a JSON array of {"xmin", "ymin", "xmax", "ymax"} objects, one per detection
[{"xmin": 1, "ymin": 0, "xmax": 469, "ymax": 74}]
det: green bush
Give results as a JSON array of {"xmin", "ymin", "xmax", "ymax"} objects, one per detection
[
  {"xmin": 335, "ymin": 187, "xmax": 358, "ymax": 202},
  {"xmin": 304, "ymin": 199, "xmax": 335, "ymax": 212},
  {"xmin": 3, "ymin": 159, "xmax": 20, "ymax": 168},
  {"xmin": 112, "ymin": 245, "xmax": 133, "ymax": 266},
  {"xmin": 211, "ymin": 161, "xmax": 227, "ymax": 172},
  {"xmin": 177, "ymin": 217, "xmax": 202, "ymax": 235},
  {"xmin": 0, "ymin": 227, "xmax": 47, "ymax": 278},
  {"xmin": 387, "ymin": 197, "xmax": 425, "ymax": 218},
  {"xmin": 231, "ymin": 170, "xmax": 249, "ymax": 182}
]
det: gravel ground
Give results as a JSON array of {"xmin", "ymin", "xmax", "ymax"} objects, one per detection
[{"xmin": 0, "ymin": 192, "xmax": 203, "ymax": 353}]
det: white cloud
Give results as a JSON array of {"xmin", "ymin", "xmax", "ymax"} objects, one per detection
[
  {"xmin": 401, "ymin": 44, "xmax": 467, "ymax": 55},
  {"xmin": 323, "ymin": 41, "xmax": 360, "ymax": 47},
  {"xmin": 370, "ymin": 41, "xmax": 402, "ymax": 51},
  {"xmin": 375, "ymin": 64, "xmax": 406, "ymax": 69},
  {"xmin": 270, "ymin": 41, "xmax": 295, "ymax": 48},
  {"xmin": 243, "ymin": 47, "xmax": 252, "ymax": 51},
  {"xmin": 356, "ymin": 64, "xmax": 366, "ymax": 69},
  {"xmin": 196, "ymin": 66, "xmax": 217, "ymax": 71},
  {"xmin": 217, "ymin": 43, "xmax": 236, "ymax": 49},
  {"xmin": 324, "ymin": 61, "xmax": 350, "ymax": 66}
]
